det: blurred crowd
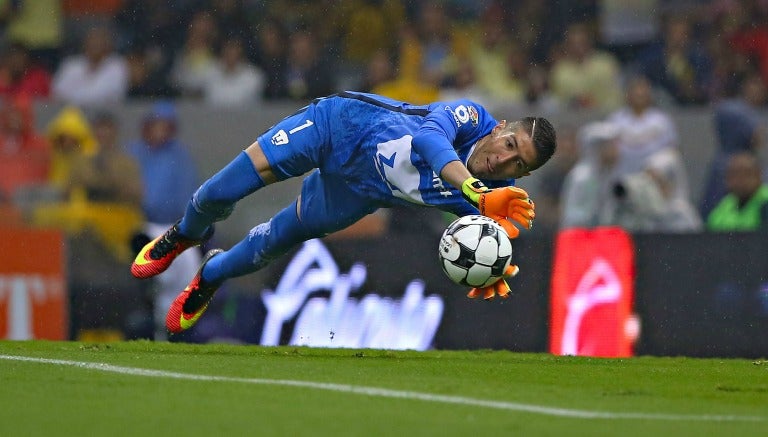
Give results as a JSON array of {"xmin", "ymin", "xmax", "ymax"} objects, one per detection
[
  {"xmin": 0, "ymin": 0, "xmax": 766, "ymax": 110},
  {"xmin": 1, "ymin": 0, "xmax": 768, "ymax": 340}
]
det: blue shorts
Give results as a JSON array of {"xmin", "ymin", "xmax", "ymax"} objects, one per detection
[
  {"xmin": 296, "ymin": 170, "xmax": 378, "ymax": 236},
  {"xmin": 257, "ymin": 100, "xmax": 378, "ymax": 236}
]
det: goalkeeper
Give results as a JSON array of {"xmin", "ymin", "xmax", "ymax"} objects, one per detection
[{"xmin": 131, "ymin": 92, "xmax": 557, "ymax": 333}]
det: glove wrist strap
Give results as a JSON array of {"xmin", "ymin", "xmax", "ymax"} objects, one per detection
[{"xmin": 461, "ymin": 177, "xmax": 487, "ymax": 207}]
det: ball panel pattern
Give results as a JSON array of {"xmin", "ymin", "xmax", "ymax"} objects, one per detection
[{"xmin": 438, "ymin": 215, "xmax": 514, "ymax": 288}]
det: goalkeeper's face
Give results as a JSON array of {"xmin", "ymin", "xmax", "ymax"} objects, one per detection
[{"xmin": 467, "ymin": 122, "xmax": 537, "ymax": 180}]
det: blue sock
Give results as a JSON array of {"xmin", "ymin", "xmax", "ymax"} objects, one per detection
[
  {"xmin": 201, "ymin": 202, "xmax": 310, "ymax": 284},
  {"xmin": 178, "ymin": 151, "xmax": 265, "ymax": 239}
]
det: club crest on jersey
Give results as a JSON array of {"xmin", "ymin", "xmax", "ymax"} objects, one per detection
[
  {"xmin": 271, "ymin": 129, "xmax": 289, "ymax": 145},
  {"xmin": 468, "ymin": 106, "xmax": 479, "ymax": 126}
]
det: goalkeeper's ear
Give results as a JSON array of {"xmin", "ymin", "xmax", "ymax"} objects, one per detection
[{"xmin": 492, "ymin": 120, "xmax": 507, "ymax": 135}]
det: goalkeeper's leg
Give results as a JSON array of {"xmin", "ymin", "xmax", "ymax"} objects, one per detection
[
  {"xmin": 178, "ymin": 150, "xmax": 267, "ymax": 239},
  {"xmin": 143, "ymin": 101, "xmax": 328, "ymax": 278},
  {"xmin": 131, "ymin": 150, "xmax": 267, "ymax": 279},
  {"xmin": 166, "ymin": 172, "xmax": 378, "ymax": 332}
]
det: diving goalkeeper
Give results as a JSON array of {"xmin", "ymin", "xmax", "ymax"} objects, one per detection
[{"xmin": 131, "ymin": 92, "xmax": 557, "ymax": 333}]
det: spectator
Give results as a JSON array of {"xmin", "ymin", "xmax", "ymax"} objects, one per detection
[
  {"xmin": 124, "ymin": 101, "xmax": 202, "ymax": 337},
  {"xmin": 44, "ymin": 106, "xmax": 98, "ymax": 196},
  {"xmin": 706, "ymin": 3, "xmax": 754, "ymax": 101},
  {"xmin": 203, "ymin": 37, "xmax": 265, "ymax": 108},
  {"xmin": 125, "ymin": 102, "xmax": 199, "ymax": 226},
  {"xmin": 550, "ymin": 22, "xmax": 622, "ymax": 111},
  {"xmin": 0, "ymin": 95, "xmax": 49, "ymax": 201},
  {"xmin": 560, "ymin": 121, "xmax": 622, "ymax": 229},
  {"xmin": 438, "ymin": 57, "xmax": 489, "ymax": 105},
  {"xmin": 114, "ymin": 1, "xmax": 185, "ymax": 84},
  {"xmin": 372, "ymin": 25, "xmax": 439, "ymax": 104},
  {"xmin": 409, "ymin": 1, "xmax": 455, "ymax": 87},
  {"xmin": 210, "ymin": 0, "xmax": 250, "ymax": 41},
  {"xmin": 250, "ymin": 18, "xmax": 288, "ymax": 100},
  {"xmin": 0, "ymin": 43, "xmax": 52, "ymax": 100},
  {"xmin": 524, "ymin": 64, "xmax": 560, "ymax": 115},
  {"xmin": 599, "ymin": 0, "xmax": 659, "ymax": 63},
  {"xmin": 609, "ymin": 142, "xmax": 702, "ymax": 232},
  {"xmin": 707, "ymin": 152, "xmax": 768, "ymax": 231},
  {"xmin": 359, "ymin": 49, "xmax": 396, "ymax": 93},
  {"xmin": 602, "ymin": 76, "xmax": 700, "ymax": 231},
  {"xmin": 727, "ymin": 1, "xmax": 768, "ymax": 88},
  {"xmin": 635, "ymin": 16, "xmax": 712, "ymax": 105},
  {"xmin": 33, "ymin": 106, "xmax": 144, "ymax": 261},
  {"xmin": 75, "ymin": 112, "xmax": 143, "ymax": 208},
  {"xmin": 504, "ymin": 44, "xmax": 532, "ymax": 103},
  {"xmin": 5, "ymin": 0, "xmax": 64, "ymax": 71},
  {"xmin": 701, "ymin": 73, "xmax": 766, "ymax": 216},
  {"xmin": 337, "ymin": 0, "xmax": 405, "ymax": 65},
  {"xmin": 528, "ymin": 0, "xmax": 597, "ymax": 66},
  {"xmin": 285, "ymin": 29, "xmax": 335, "ymax": 100},
  {"xmin": 170, "ymin": 10, "xmax": 217, "ymax": 98},
  {"xmin": 125, "ymin": 45, "xmax": 177, "ymax": 99},
  {"xmin": 468, "ymin": 4, "xmax": 521, "ymax": 104},
  {"xmin": 62, "ymin": 111, "xmax": 145, "ymax": 259},
  {"xmin": 52, "ymin": 25, "xmax": 128, "ymax": 107},
  {"xmin": 608, "ymin": 76, "xmax": 678, "ymax": 175}
]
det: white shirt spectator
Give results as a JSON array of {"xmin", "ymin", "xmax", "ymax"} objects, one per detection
[
  {"xmin": 202, "ymin": 37, "xmax": 265, "ymax": 108},
  {"xmin": 52, "ymin": 54, "xmax": 128, "ymax": 107},
  {"xmin": 53, "ymin": 25, "xmax": 129, "ymax": 107},
  {"xmin": 602, "ymin": 77, "xmax": 701, "ymax": 232},
  {"xmin": 608, "ymin": 106, "xmax": 678, "ymax": 175},
  {"xmin": 203, "ymin": 62, "xmax": 265, "ymax": 108}
]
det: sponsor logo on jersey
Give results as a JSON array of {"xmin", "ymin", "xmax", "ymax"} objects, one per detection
[
  {"xmin": 271, "ymin": 129, "xmax": 289, "ymax": 145},
  {"xmin": 431, "ymin": 171, "xmax": 453, "ymax": 198},
  {"xmin": 468, "ymin": 106, "xmax": 479, "ymax": 126},
  {"xmin": 454, "ymin": 105, "xmax": 470, "ymax": 124},
  {"xmin": 446, "ymin": 105, "xmax": 471, "ymax": 127}
]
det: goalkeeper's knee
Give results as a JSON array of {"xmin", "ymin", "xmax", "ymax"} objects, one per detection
[{"xmin": 191, "ymin": 180, "xmax": 237, "ymax": 222}]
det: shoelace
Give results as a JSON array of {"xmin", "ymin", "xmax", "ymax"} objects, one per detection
[{"xmin": 149, "ymin": 232, "xmax": 178, "ymax": 259}]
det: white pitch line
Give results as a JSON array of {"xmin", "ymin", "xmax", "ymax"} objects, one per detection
[{"xmin": 0, "ymin": 354, "xmax": 764, "ymax": 422}]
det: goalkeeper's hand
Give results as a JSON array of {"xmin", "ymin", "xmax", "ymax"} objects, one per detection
[
  {"xmin": 467, "ymin": 265, "xmax": 520, "ymax": 300},
  {"xmin": 461, "ymin": 177, "xmax": 535, "ymax": 238}
]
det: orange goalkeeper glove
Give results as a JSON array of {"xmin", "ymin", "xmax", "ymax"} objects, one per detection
[
  {"xmin": 467, "ymin": 265, "xmax": 520, "ymax": 300},
  {"xmin": 461, "ymin": 177, "xmax": 535, "ymax": 238}
]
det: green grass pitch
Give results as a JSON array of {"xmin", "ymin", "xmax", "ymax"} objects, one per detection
[{"xmin": 0, "ymin": 341, "xmax": 765, "ymax": 436}]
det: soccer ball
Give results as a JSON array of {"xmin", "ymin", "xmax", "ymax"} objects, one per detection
[{"xmin": 438, "ymin": 215, "xmax": 513, "ymax": 288}]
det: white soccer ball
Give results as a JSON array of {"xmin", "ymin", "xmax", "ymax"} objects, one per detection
[{"xmin": 438, "ymin": 215, "xmax": 513, "ymax": 288}]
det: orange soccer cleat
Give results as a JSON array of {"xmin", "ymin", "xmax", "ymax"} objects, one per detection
[
  {"xmin": 165, "ymin": 249, "xmax": 223, "ymax": 334},
  {"xmin": 131, "ymin": 222, "xmax": 213, "ymax": 279}
]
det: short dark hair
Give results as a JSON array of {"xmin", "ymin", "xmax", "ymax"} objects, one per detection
[{"xmin": 522, "ymin": 116, "xmax": 556, "ymax": 170}]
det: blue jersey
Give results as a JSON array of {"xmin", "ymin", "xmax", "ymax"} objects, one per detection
[{"xmin": 257, "ymin": 91, "xmax": 514, "ymax": 216}]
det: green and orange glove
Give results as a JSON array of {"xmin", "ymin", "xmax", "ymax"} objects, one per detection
[
  {"xmin": 460, "ymin": 177, "xmax": 535, "ymax": 239},
  {"xmin": 467, "ymin": 265, "xmax": 520, "ymax": 300}
]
